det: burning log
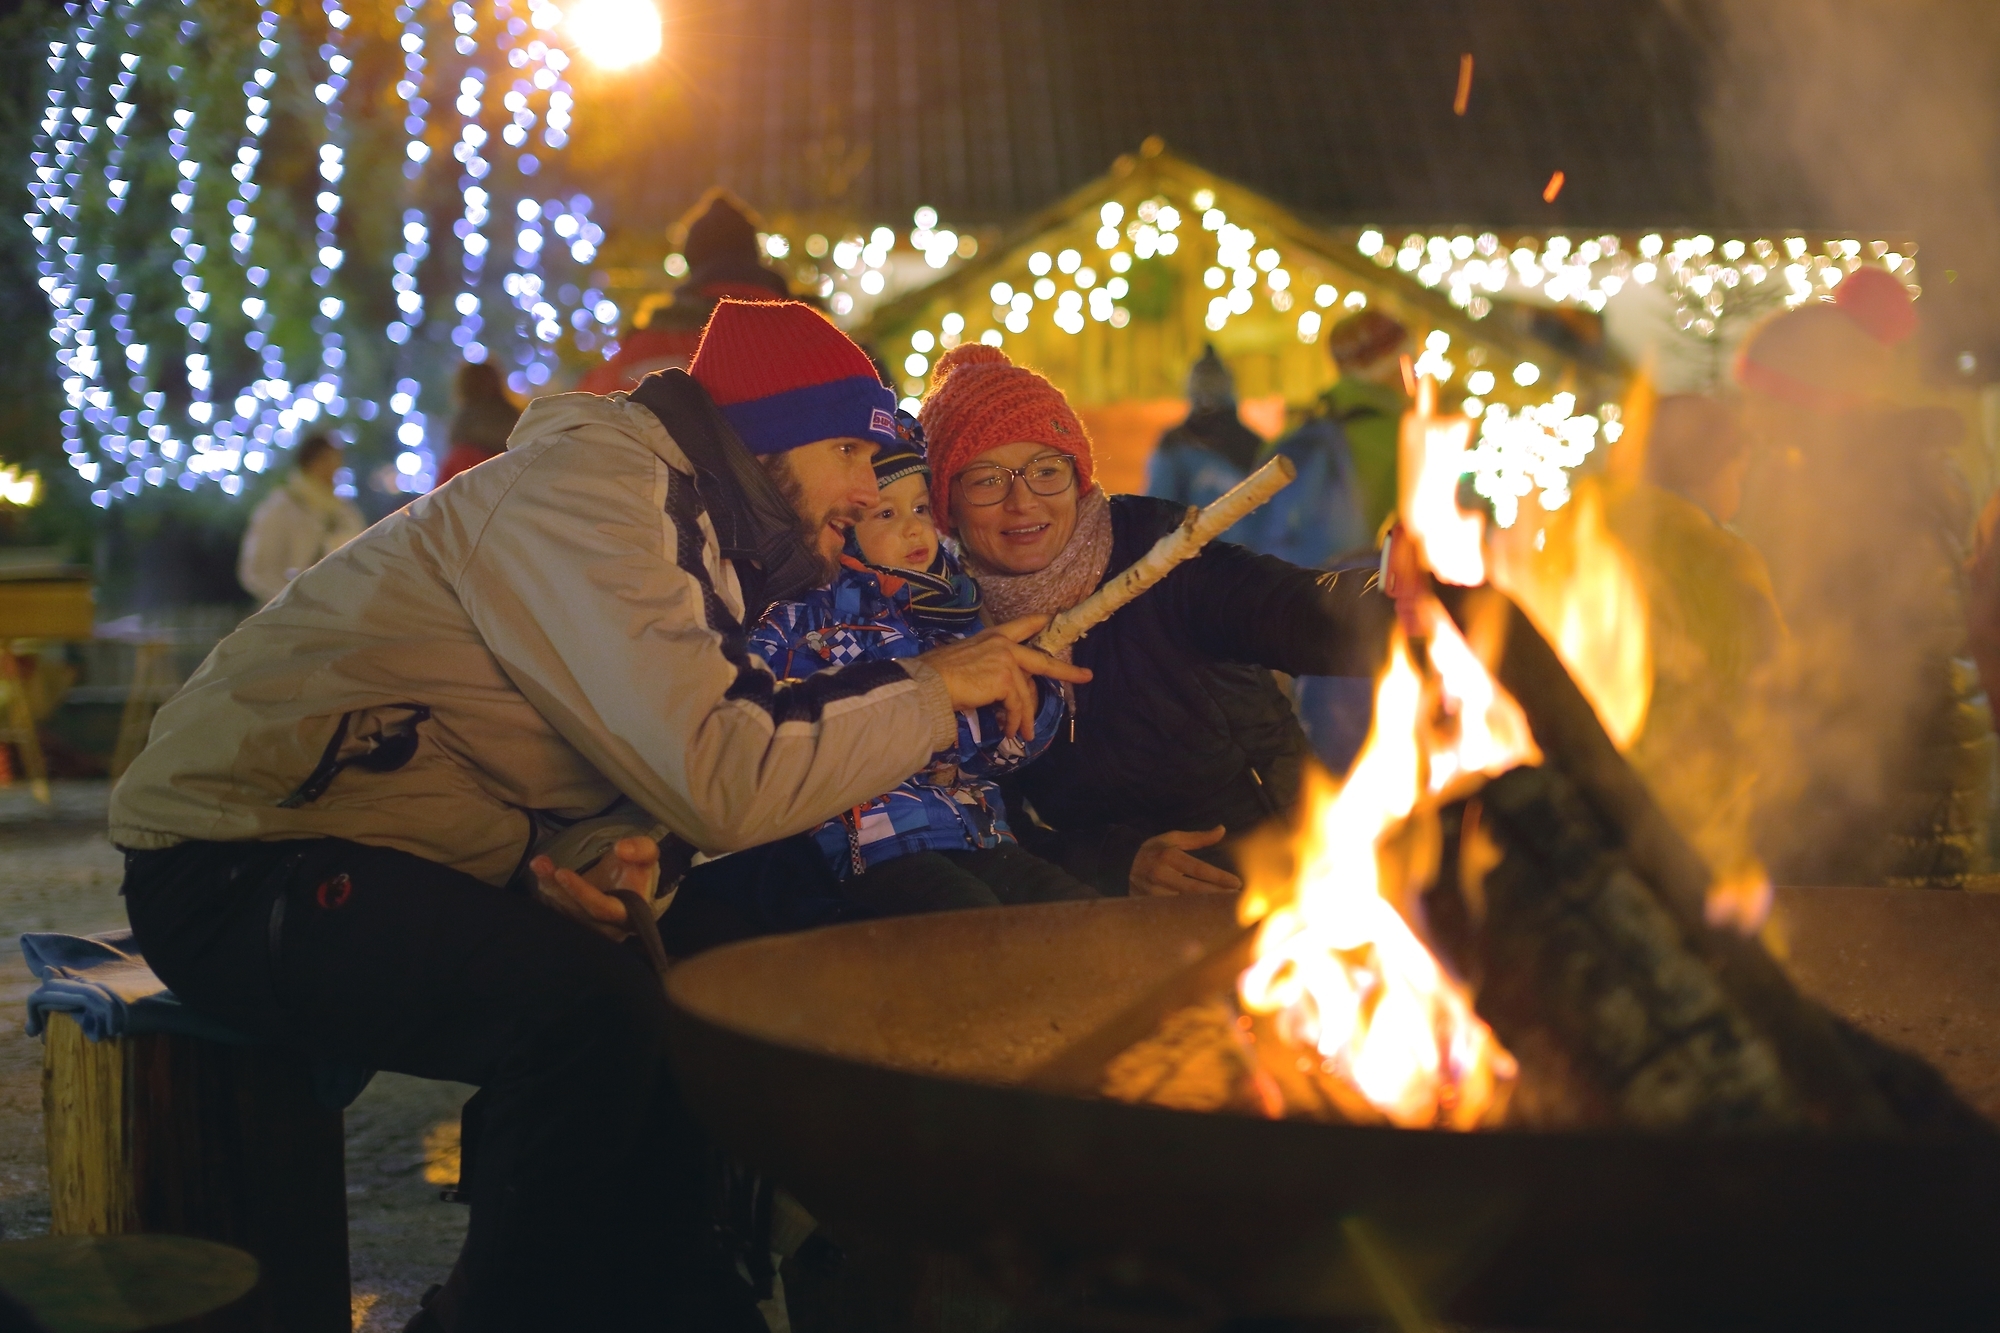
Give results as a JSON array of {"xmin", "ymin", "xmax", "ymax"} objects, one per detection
[
  {"xmin": 1430, "ymin": 767, "xmax": 1801, "ymax": 1130},
  {"xmin": 1430, "ymin": 581, "xmax": 1905, "ymax": 1133},
  {"xmin": 1029, "ymin": 924, "xmax": 1259, "ymax": 1098},
  {"xmin": 1100, "ymin": 998, "xmax": 1389, "ymax": 1124},
  {"xmin": 1028, "ymin": 922, "xmax": 1385, "ymax": 1125}
]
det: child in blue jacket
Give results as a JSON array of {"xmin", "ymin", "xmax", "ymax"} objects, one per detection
[{"xmin": 741, "ymin": 419, "xmax": 1096, "ymax": 920}]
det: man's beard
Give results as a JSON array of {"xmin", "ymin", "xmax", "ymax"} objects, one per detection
[{"xmin": 759, "ymin": 453, "xmax": 846, "ymax": 583}]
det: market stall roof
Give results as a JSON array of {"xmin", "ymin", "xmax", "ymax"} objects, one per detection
[
  {"xmin": 859, "ymin": 143, "xmax": 1619, "ymax": 402},
  {"xmin": 853, "ymin": 143, "xmax": 1629, "ymax": 495},
  {"xmin": 648, "ymin": 0, "xmax": 1725, "ymax": 231}
]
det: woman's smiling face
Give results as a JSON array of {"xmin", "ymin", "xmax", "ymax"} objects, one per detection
[{"xmin": 951, "ymin": 440, "xmax": 1081, "ymax": 575}]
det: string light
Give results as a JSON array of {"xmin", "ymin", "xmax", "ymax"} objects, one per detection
[
  {"xmin": 450, "ymin": 31, "xmax": 490, "ymax": 370},
  {"xmin": 30, "ymin": 1, "xmax": 111, "ymax": 495},
  {"xmin": 307, "ymin": 0, "xmax": 354, "ymax": 497},
  {"xmin": 387, "ymin": 1, "xmax": 433, "ymax": 489},
  {"xmin": 38, "ymin": 0, "xmax": 600, "ymax": 504},
  {"xmin": 1464, "ymin": 392, "xmax": 1617, "ymax": 528},
  {"xmin": 0, "ymin": 462, "xmax": 42, "ymax": 508},
  {"xmin": 1363, "ymin": 228, "xmax": 1919, "ymax": 328},
  {"xmin": 161, "ymin": 0, "xmax": 212, "ymax": 485}
]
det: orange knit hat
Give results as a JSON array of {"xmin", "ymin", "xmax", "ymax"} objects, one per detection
[{"xmin": 918, "ymin": 343, "xmax": 1095, "ymax": 532}]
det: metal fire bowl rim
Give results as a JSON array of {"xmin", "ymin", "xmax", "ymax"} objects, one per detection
[
  {"xmin": 664, "ymin": 888, "xmax": 1985, "ymax": 1145},
  {"xmin": 663, "ymin": 892, "xmax": 2000, "ymax": 1331}
]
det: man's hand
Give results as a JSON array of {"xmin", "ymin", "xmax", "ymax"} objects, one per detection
[
  {"xmin": 914, "ymin": 614, "xmax": 1092, "ymax": 741},
  {"xmin": 1129, "ymin": 826, "xmax": 1243, "ymax": 897},
  {"xmin": 529, "ymin": 836, "xmax": 660, "ymax": 940}
]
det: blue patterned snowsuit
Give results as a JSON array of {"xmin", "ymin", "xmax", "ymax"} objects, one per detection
[{"xmin": 747, "ymin": 555, "xmax": 1064, "ymax": 879}]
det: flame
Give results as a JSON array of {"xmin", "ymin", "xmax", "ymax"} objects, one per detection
[
  {"xmin": 1489, "ymin": 479, "xmax": 1653, "ymax": 750},
  {"xmin": 1233, "ymin": 383, "xmax": 1652, "ymax": 1129},
  {"xmin": 1398, "ymin": 382, "xmax": 1486, "ymax": 587},
  {"xmin": 1237, "ymin": 619, "xmax": 1525, "ymax": 1130},
  {"xmin": 1705, "ymin": 865, "xmax": 1774, "ymax": 935}
]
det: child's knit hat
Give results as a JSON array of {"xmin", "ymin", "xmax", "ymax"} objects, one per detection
[
  {"xmin": 870, "ymin": 410, "xmax": 930, "ymax": 491},
  {"xmin": 689, "ymin": 300, "xmax": 899, "ymax": 456},
  {"xmin": 917, "ymin": 343, "xmax": 1094, "ymax": 532}
]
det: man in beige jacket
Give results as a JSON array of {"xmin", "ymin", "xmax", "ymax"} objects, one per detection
[{"xmin": 111, "ymin": 302, "xmax": 1085, "ymax": 1332}]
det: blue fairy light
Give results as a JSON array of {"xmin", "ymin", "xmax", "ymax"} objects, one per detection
[{"xmin": 37, "ymin": 0, "xmax": 602, "ymax": 503}]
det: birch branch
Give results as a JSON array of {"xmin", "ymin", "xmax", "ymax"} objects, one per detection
[{"xmin": 1032, "ymin": 454, "xmax": 1296, "ymax": 656}]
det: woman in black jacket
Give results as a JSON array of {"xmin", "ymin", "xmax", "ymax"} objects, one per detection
[{"xmin": 919, "ymin": 344, "xmax": 1393, "ymax": 896}]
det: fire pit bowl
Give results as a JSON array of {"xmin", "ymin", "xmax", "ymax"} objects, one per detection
[{"xmin": 664, "ymin": 889, "xmax": 2000, "ymax": 1331}]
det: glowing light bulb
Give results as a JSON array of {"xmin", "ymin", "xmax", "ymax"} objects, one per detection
[{"xmin": 566, "ymin": 0, "xmax": 661, "ymax": 68}]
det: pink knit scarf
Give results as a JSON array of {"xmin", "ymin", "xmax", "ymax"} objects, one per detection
[{"xmin": 962, "ymin": 489, "xmax": 1114, "ymax": 657}]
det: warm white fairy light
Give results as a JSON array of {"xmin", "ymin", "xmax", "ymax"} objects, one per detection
[
  {"xmin": 1362, "ymin": 227, "xmax": 1920, "ymax": 330},
  {"xmin": 909, "ymin": 206, "xmax": 970, "ymax": 269},
  {"xmin": 1464, "ymin": 392, "xmax": 1614, "ymax": 528},
  {"xmin": 809, "ymin": 215, "xmax": 934, "ymax": 323}
]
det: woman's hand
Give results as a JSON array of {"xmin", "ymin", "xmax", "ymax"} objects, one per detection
[
  {"xmin": 529, "ymin": 836, "xmax": 660, "ymax": 940},
  {"xmin": 1129, "ymin": 827, "xmax": 1243, "ymax": 897}
]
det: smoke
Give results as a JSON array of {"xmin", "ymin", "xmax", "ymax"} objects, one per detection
[
  {"xmin": 1693, "ymin": 0, "xmax": 2000, "ymax": 371},
  {"xmin": 1594, "ymin": 4, "xmax": 2000, "ymax": 889}
]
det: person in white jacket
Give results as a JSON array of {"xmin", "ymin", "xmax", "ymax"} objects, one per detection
[
  {"xmin": 112, "ymin": 302, "xmax": 1086, "ymax": 1333},
  {"xmin": 234, "ymin": 434, "xmax": 367, "ymax": 605}
]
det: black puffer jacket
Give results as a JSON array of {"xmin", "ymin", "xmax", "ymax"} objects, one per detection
[{"xmin": 1001, "ymin": 495, "xmax": 1393, "ymax": 892}]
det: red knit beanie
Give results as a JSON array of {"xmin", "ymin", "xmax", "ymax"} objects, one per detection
[
  {"xmin": 1733, "ymin": 267, "xmax": 1918, "ymax": 414},
  {"xmin": 1833, "ymin": 265, "xmax": 1919, "ymax": 347},
  {"xmin": 918, "ymin": 343, "xmax": 1095, "ymax": 532},
  {"xmin": 689, "ymin": 300, "xmax": 898, "ymax": 456}
]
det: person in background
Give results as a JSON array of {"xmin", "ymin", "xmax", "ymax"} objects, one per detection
[
  {"xmin": 1606, "ymin": 394, "xmax": 1787, "ymax": 899},
  {"xmin": 1733, "ymin": 267, "xmax": 1990, "ymax": 889},
  {"xmin": 1274, "ymin": 309, "xmax": 1409, "ymax": 547},
  {"xmin": 235, "ymin": 433, "xmax": 365, "ymax": 606},
  {"xmin": 1145, "ymin": 344, "xmax": 1266, "ymax": 540},
  {"xmin": 1965, "ymin": 492, "xmax": 2000, "ymax": 736},
  {"xmin": 1255, "ymin": 313, "xmax": 1394, "ymax": 775},
  {"xmin": 578, "ymin": 188, "xmax": 793, "ymax": 397},
  {"xmin": 434, "ymin": 361, "xmax": 522, "ymax": 487}
]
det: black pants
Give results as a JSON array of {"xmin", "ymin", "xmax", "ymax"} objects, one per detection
[
  {"xmin": 841, "ymin": 844, "xmax": 1098, "ymax": 917},
  {"xmin": 666, "ymin": 839, "xmax": 1098, "ymax": 958},
  {"xmin": 122, "ymin": 838, "xmax": 762, "ymax": 1333}
]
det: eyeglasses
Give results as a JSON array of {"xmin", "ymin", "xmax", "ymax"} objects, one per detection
[{"xmin": 955, "ymin": 454, "xmax": 1077, "ymax": 507}]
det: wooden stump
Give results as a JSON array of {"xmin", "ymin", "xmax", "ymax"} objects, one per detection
[{"xmin": 41, "ymin": 1013, "xmax": 351, "ymax": 1332}]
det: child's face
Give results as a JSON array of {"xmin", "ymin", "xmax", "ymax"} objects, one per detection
[{"xmin": 854, "ymin": 473, "xmax": 939, "ymax": 570}]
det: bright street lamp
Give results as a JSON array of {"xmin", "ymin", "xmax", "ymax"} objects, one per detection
[{"xmin": 566, "ymin": 0, "xmax": 662, "ymax": 70}]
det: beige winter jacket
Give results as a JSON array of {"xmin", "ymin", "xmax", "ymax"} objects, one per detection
[{"xmin": 109, "ymin": 392, "xmax": 957, "ymax": 886}]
